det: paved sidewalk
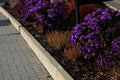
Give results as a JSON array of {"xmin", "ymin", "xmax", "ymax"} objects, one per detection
[{"xmin": 0, "ymin": 13, "xmax": 53, "ymax": 80}]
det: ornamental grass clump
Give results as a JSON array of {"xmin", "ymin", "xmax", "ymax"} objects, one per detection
[
  {"xmin": 70, "ymin": 8, "xmax": 120, "ymax": 69},
  {"xmin": 46, "ymin": 31, "xmax": 69, "ymax": 50},
  {"xmin": 63, "ymin": 45, "xmax": 82, "ymax": 62}
]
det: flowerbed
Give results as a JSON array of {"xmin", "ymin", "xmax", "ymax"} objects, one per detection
[{"xmin": 4, "ymin": 0, "xmax": 120, "ymax": 79}]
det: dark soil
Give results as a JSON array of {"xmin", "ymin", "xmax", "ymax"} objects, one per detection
[{"xmin": 2, "ymin": 3, "xmax": 120, "ymax": 80}]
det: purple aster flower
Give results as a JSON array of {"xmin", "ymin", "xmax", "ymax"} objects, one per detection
[
  {"xmin": 100, "ymin": 14, "xmax": 112, "ymax": 21},
  {"xmin": 36, "ymin": 14, "xmax": 44, "ymax": 20},
  {"xmin": 115, "ymin": 10, "xmax": 120, "ymax": 17},
  {"xmin": 111, "ymin": 37, "xmax": 120, "ymax": 55},
  {"xmin": 70, "ymin": 8, "xmax": 120, "ymax": 69}
]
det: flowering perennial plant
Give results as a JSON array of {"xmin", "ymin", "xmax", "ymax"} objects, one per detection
[
  {"xmin": 12, "ymin": 0, "xmax": 66, "ymax": 32},
  {"xmin": 70, "ymin": 8, "xmax": 120, "ymax": 69},
  {"xmin": 12, "ymin": 0, "xmax": 26, "ymax": 16}
]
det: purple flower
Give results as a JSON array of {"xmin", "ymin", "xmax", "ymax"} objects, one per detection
[
  {"xmin": 111, "ymin": 37, "xmax": 120, "ymax": 55},
  {"xmin": 32, "ymin": 21, "xmax": 37, "ymax": 25},
  {"xmin": 115, "ymin": 10, "xmax": 120, "ymax": 17},
  {"xmin": 100, "ymin": 14, "xmax": 112, "ymax": 20},
  {"xmin": 36, "ymin": 14, "xmax": 44, "ymax": 20},
  {"xmin": 96, "ymin": 53, "xmax": 115, "ymax": 68},
  {"xmin": 70, "ymin": 8, "xmax": 120, "ymax": 69},
  {"xmin": 95, "ymin": 8, "xmax": 103, "ymax": 13},
  {"xmin": 13, "ymin": 0, "xmax": 66, "ymax": 32}
]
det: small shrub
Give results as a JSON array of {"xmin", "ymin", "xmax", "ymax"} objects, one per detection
[
  {"xmin": 70, "ymin": 8, "xmax": 120, "ymax": 69},
  {"xmin": 46, "ymin": 31, "xmax": 69, "ymax": 50},
  {"xmin": 12, "ymin": 0, "xmax": 66, "ymax": 32},
  {"xmin": 63, "ymin": 45, "xmax": 82, "ymax": 62}
]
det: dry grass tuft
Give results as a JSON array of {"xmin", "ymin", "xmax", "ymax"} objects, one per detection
[
  {"xmin": 63, "ymin": 46, "xmax": 82, "ymax": 62},
  {"xmin": 46, "ymin": 31, "xmax": 69, "ymax": 50}
]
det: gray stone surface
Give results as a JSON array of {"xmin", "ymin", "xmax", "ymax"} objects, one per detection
[
  {"xmin": 0, "ymin": 12, "xmax": 53, "ymax": 80},
  {"xmin": 114, "ymin": 0, "xmax": 120, "ymax": 4},
  {"xmin": 104, "ymin": 0, "xmax": 120, "ymax": 10}
]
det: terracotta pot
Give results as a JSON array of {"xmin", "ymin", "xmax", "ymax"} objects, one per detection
[
  {"xmin": 65, "ymin": 0, "xmax": 94, "ymax": 19},
  {"xmin": 66, "ymin": 0, "xmax": 75, "ymax": 14},
  {"xmin": 80, "ymin": 4, "xmax": 94, "ymax": 18}
]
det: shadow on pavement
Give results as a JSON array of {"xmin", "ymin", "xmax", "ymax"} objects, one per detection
[
  {"xmin": 0, "ymin": 0, "xmax": 9, "ymax": 3},
  {"xmin": 0, "ymin": 32, "xmax": 20, "ymax": 36},
  {"xmin": 0, "ymin": 19, "xmax": 11, "ymax": 26}
]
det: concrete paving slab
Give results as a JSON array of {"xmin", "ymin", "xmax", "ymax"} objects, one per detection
[{"xmin": 0, "ymin": 12, "xmax": 53, "ymax": 80}]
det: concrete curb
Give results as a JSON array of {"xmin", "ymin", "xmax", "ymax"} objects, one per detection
[
  {"xmin": 0, "ymin": 6, "xmax": 74, "ymax": 80},
  {"xmin": 0, "ymin": 6, "xmax": 10, "ymax": 18}
]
